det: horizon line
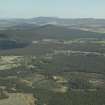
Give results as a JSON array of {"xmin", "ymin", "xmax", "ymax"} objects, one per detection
[{"xmin": 0, "ymin": 16, "xmax": 105, "ymax": 20}]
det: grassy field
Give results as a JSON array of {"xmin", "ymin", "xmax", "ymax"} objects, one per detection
[{"xmin": 0, "ymin": 93, "xmax": 35, "ymax": 105}]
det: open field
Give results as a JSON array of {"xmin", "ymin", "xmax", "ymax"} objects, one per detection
[{"xmin": 0, "ymin": 93, "xmax": 35, "ymax": 105}]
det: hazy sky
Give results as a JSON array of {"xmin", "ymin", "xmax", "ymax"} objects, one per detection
[{"xmin": 0, "ymin": 0, "xmax": 105, "ymax": 18}]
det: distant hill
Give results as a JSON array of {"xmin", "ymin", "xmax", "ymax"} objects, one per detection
[
  {"xmin": 0, "ymin": 24, "xmax": 104, "ymax": 54},
  {"xmin": 2, "ymin": 24, "xmax": 105, "ymax": 41},
  {"xmin": 0, "ymin": 17, "xmax": 105, "ymax": 53},
  {"xmin": 0, "ymin": 17, "xmax": 105, "ymax": 32}
]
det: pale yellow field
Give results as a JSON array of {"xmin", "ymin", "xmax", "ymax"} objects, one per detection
[{"xmin": 0, "ymin": 93, "xmax": 35, "ymax": 105}]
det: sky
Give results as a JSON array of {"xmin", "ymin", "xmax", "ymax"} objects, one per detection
[{"xmin": 0, "ymin": 0, "xmax": 105, "ymax": 18}]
